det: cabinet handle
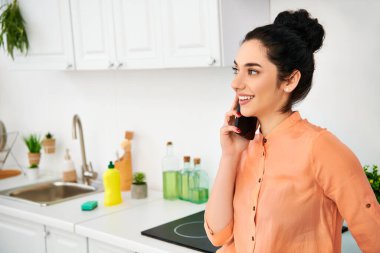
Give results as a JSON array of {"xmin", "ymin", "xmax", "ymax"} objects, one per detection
[
  {"xmin": 108, "ymin": 62, "xmax": 114, "ymax": 69},
  {"xmin": 208, "ymin": 58, "xmax": 216, "ymax": 66},
  {"xmin": 66, "ymin": 63, "xmax": 73, "ymax": 70},
  {"xmin": 117, "ymin": 62, "xmax": 123, "ymax": 69}
]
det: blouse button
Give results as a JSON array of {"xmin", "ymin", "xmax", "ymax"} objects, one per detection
[
  {"xmin": 366, "ymin": 203, "xmax": 371, "ymax": 208},
  {"xmin": 258, "ymin": 178, "xmax": 262, "ymax": 183},
  {"xmin": 253, "ymin": 206, "xmax": 256, "ymax": 211},
  {"xmin": 251, "ymin": 236, "xmax": 255, "ymax": 241},
  {"xmin": 263, "ymin": 138, "xmax": 267, "ymax": 144},
  {"xmin": 262, "ymin": 151, "xmax": 265, "ymax": 156}
]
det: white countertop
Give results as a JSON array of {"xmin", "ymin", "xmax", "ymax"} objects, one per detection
[
  {"xmin": 76, "ymin": 199, "xmax": 206, "ymax": 253},
  {"xmin": 0, "ymin": 172, "xmax": 362, "ymax": 253}
]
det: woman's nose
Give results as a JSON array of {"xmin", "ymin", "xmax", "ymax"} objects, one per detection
[{"xmin": 231, "ymin": 74, "xmax": 245, "ymax": 90}]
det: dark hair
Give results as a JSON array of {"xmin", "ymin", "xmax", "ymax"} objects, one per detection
[{"xmin": 242, "ymin": 9, "xmax": 325, "ymax": 113}]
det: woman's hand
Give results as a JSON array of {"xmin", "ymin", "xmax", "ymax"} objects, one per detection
[{"xmin": 220, "ymin": 95, "xmax": 251, "ymax": 157}]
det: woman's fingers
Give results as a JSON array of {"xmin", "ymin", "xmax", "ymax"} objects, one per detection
[
  {"xmin": 224, "ymin": 110, "xmax": 241, "ymax": 126},
  {"xmin": 221, "ymin": 124, "xmax": 241, "ymax": 134}
]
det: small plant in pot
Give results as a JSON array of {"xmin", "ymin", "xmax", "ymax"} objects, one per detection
[
  {"xmin": 23, "ymin": 134, "xmax": 42, "ymax": 166},
  {"xmin": 26, "ymin": 164, "xmax": 39, "ymax": 180},
  {"xmin": 42, "ymin": 132, "xmax": 56, "ymax": 154},
  {"xmin": 131, "ymin": 171, "xmax": 148, "ymax": 199}
]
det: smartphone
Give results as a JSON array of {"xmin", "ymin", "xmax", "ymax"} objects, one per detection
[{"xmin": 234, "ymin": 103, "xmax": 258, "ymax": 140}]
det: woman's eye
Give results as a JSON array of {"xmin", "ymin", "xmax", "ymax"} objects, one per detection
[
  {"xmin": 248, "ymin": 69, "xmax": 258, "ymax": 75},
  {"xmin": 232, "ymin": 67, "xmax": 239, "ymax": 75}
]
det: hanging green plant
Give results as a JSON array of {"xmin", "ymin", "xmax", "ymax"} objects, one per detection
[{"xmin": 0, "ymin": 0, "xmax": 29, "ymax": 59}]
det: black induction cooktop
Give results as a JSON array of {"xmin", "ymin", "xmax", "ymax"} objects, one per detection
[
  {"xmin": 141, "ymin": 210, "xmax": 220, "ymax": 253},
  {"xmin": 141, "ymin": 210, "xmax": 349, "ymax": 253}
]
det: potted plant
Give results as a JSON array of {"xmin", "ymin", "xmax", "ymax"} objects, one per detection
[
  {"xmin": 23, "ymin": 134, "xmax": 42, "ymax": 166},
  {"xmin": 26, "ymin": 164, "xmax": 38, "ymax": 180},
  {"xmin": 131, "ymin": 171, "xmax": 148, "ymax": 199},
  {"xmin": 42, "ymin": 132, "xmax": 56, "ymax": 154},
  {"xmin": 363, "ymin": 164, "xmax": 380, "ymax": 203},
  {"xmin": 0, "ymin": 0, "xmax": 29, "ymax": 59}
]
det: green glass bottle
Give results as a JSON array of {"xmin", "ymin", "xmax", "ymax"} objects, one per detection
[
  {"xmin": 189, "ymin": 158, "xmax": 209, "ymax": 204},
  {"xmin": 178, "ymin": 156, "xmax": 192, "ymax": 201},
  {"xmin": 162, "ymin": 141, "xmax": 180, "ymax": 200}
]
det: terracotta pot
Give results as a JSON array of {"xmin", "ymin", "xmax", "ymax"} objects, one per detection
[
  {"xmin": 131, "ymin": 183, "xmax": 148, "ymax": 199},
  {"xmin": 42, "ymin": 138, "xmax": 56, "ymax": 154},
  {"xmin": 28, "ymin": 152, "xmax": 41, "ymax": 166}
]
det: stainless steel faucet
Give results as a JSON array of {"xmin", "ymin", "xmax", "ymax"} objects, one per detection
[{"xmin": 72, "ymin": 114, "xmax": 98, "ymax": 185}]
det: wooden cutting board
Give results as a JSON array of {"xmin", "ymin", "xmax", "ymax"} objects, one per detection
[{"xmin": 0, "ymin": 169, "xmax": 21, "ymax": 179}]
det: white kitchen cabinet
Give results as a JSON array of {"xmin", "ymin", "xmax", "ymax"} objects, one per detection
[
  {"xmin": 70, "ymin": 0, "xmax": 270, "ymax": 70},
  {"xmin": 89, "ymin": 238, "xmax": 134, "ymax": 253},
  {"xmin": 113, "ymin": 0, "xmax": 163, "ymax": 69},
  {"xmin": 70, "ymin": 0, "xmax": 117, "ymax": 70},
  {"xmin": 46, "ymin": 226, "xmax": 87, "ymax": 253},
  {"xmin": 71, "ymin": 0, "xmax": 163, "ymax": 70},
  {"xmin": 11, "ymin": 0, "xmax": 75, "ymax": 70},
  {"xmin": 0, "ymin": 214, "xmax": 45, "ymax": 253},
  {"xmin": 161, "ymin": 0, "xmax": 220, "ymax": 68}
]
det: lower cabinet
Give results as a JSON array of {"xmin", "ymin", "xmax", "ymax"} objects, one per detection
[
  {"xmin": 89, "ymin": 238, "xmax": 135, "ymax": 253},
  {"xmin": 0, "ymin": 214, "xmax": 45, "ymax": 253},
  {"xmin": 0, "ymin": 214, "xmax": 88, "ymax": 253},
  {"xmin": 46, "ymin": 226, "xmax": 87, "ymax": 253}
]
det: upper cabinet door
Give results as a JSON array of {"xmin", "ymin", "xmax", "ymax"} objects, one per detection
[
  {"xmin": 113, "ymin": 0, "xmax": 163, "ymax": 69},
  {"xmin": 70, "ymin": 0, "xmax": 117, "ymax": 70},
  {"xmin": 12, "ymin": 0, "xmax": 75, "ymax": 70},
  {"xmin": 161, "ymin": 0, "xmax": 221, "ymax": 68}
]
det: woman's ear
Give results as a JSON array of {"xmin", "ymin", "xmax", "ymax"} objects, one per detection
[{"xmin": 283, "ymin": 70, "xmax": 301, "ymax": 93}]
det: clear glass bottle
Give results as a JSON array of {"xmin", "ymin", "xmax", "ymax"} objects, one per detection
[
  {"xmin": 189, "ymin": 158, "xmax": 209, "ymax": 204},
  {"xmin": 178, "ymin": 156, "xmax": 192, "ymax": 201},
  {"xmin": 162, "ymin": 141, "xmax": 180, "ymax": 200}
]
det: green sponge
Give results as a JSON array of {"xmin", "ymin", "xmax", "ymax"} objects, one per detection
[{"xmin": 81, "ymin": 201, "xmax": 98, "ymax": 211}]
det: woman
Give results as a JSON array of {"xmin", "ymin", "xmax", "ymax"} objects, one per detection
[{"xmin": 204, "ymin": 9, "xmax": 380, "ymax": 253}]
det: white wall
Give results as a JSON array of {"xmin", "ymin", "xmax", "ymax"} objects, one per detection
[{"xmin": 0, "ymin": 0, "xmax": 379, "ymax": 190}]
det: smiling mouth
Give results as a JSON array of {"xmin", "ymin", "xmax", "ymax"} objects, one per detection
[{"xmin": 238, "ymin": 95, "xmax": 255, "ymax": 101}]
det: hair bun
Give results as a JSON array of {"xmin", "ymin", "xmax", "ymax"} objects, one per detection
[{"xmin": 273, "ymin": 9, "xmax": 325, "ymax": 53}]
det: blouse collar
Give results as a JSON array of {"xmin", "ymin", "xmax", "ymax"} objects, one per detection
[{"xmin": 255, "ymin": 111, "xmax": 302, "ymax": 144}]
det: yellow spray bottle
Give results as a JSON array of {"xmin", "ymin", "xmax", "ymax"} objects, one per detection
[{"xmin": 103, "ymin": 161, "xmax": 122, "ymax": 206}]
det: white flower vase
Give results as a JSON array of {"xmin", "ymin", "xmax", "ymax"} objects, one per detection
[{"xmin": 26, "ymin": 168, "xmax": 39, "ymax": 180}]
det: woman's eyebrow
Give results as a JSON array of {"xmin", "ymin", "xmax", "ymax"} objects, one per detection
[{"xmin": 233, "ymin": 60, "xmax": 262, "ymax": 68}]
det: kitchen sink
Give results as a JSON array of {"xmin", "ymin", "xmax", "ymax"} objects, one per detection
[{"xmin": 0, "ymin": 180, "xmax": 103, "ymax": 206}]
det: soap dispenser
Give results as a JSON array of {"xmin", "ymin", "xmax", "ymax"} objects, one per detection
[
  {"xmin": 103, "ymin": 161, "xmax": 122, "ymax": 206},
  {"xmin": 62, "ymin": 149, "xmax": 77, "ymax": 182}
]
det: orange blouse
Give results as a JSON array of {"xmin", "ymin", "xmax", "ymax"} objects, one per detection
[{"xmin": 204, "ymin": 111, "xmax": 380, "ymax": 253}]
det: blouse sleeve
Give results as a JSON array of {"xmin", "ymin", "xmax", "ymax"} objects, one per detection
[
  {"xmin": 204, "ymin": 146, "xmax": 249, "ymax": 246},
  {"xmin": 204, "ymin": 214, "xmax": 234, "ymax": 246},
  {"xmin": 312, "ymin": 130, "xmax": 380, "ymax": 253}
]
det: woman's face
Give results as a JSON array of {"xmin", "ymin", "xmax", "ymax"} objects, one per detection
[{"xmin": 231, "ymin": 39, "xmax": 290, "ymax": 117}]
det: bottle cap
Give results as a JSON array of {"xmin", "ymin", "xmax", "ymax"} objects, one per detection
[
  {"xmin": 108, "ymin": 161, "xmax": 115, "ymax": 169},
  {"xmin": 183, "ymin": 156, "xmax": 191, "ymax": 162},
  {"xmin": 194, "ymin": 158, "xmax": 201, "ymax": 165},
  {"xmin": 125, "ymin": 131, "xmax": 134, "ymax": 140}
]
